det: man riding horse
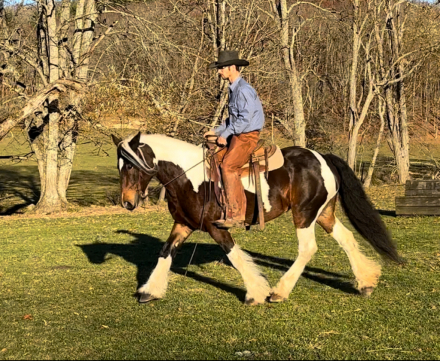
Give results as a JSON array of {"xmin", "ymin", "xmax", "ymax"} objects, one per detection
[{"xmin": 204, "ymin": 50, "xmax": 265, "ymax": 230}]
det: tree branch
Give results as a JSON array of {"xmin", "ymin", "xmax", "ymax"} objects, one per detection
[{"xmin": 0, "ymin": 80, "xmax": 85, "ymax": 141}]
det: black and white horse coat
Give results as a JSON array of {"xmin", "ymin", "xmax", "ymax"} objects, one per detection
[{"xmin": 112, "ymin": 132, "xmax": 400, "ymax": 305}]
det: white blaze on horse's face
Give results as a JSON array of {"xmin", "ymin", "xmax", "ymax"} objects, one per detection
[{"xmin": 118, "ymin": 158, "xmax": 124, "ymax": 172}]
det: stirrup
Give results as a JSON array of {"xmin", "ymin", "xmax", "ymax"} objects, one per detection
[{"xmin": 212, "ymin": 218, "xmax": 245, "ymax": 229}]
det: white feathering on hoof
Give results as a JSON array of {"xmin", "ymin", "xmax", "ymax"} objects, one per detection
[
  {"xmin": 138, "ymin": 255, "xmax": 172, "ymax": 299},
  {"xmin": 227, "ymin": 245, "xmax": 270, "ymax": 304}
]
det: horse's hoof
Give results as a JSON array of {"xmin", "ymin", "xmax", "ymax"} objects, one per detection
[
  {"xmin": 268, "ymin": 293, "xmax": 286, "ymax": 303},
  {"xmin": 138, "ymin": 293, "xmax": 159, "ymax": 303},
  {"xmin": 360, "ymin": 287, "xmax": 374, "ymax": 298},
  {"xmin": 244, "ymin": 298, "xmax": 257, "ymax": 306},
  {"xmin": 244, "ymin": 297, "xmax": 265, "ymax": 306}
]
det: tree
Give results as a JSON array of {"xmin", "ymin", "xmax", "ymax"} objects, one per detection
[
  {"xmin": 373, "ymin": 0, "xmax": 412, "ymax": 184},
  {"xmin": 347, "ymin": 0, "xmax": 376, "ymax": 171},
  {"xmin": 0, "ymin": 0, "xmax": 116, "ymax": 213},
  {"xmin": 267, "ymin": 0, "xmax": 335, "ymax": 147}
]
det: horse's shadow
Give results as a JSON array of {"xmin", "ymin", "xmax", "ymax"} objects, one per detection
[{"xmin": 78, "ymin": 230, "xmax": 358, "ymax": 302}]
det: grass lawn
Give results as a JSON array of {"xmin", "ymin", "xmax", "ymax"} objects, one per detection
[
  {"xmin": 0, "ymin": 206, "xmax": 439, "ymax": 360},
  {"xmin": 0, "ymin": 129, "xmax": 439, "ymax": 359}
]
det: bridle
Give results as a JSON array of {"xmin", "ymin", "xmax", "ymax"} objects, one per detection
[
  {"xmin": 123, "ymin": 137, "xmax": 225, "ymax": 203},
  {"xmin": 123, "ymin": 136, "xmax": 225, "ymax": 277}
]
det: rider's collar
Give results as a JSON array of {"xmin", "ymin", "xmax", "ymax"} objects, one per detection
[{"xmin": 229, "ymin": 76, "xmax": 242, "ymax": 92}]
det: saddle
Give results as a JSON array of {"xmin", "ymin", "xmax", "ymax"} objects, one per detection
[{"xmin": 204, "ymin": 136, "xmax": 284, "ymax": 230}]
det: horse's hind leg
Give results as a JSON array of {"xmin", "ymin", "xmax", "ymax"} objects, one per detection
[
  {"xmin": 270, "ymin": 221, "xmax": 318, "ymax": 303},
  {"xmin": 317, "ymin": 199, "xmax": 381, "ymax": 297},
  {"xmin": 137, "ymin": 222, "xmax": 193, "ymax": 303},
  {"xmin": 207, "ymin": 225, "xmax": 271, "ymax": 305}
]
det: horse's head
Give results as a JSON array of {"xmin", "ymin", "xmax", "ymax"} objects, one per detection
[{"xmin": 112, "ymin": 132, "xmax": 157, "ymax": 211}]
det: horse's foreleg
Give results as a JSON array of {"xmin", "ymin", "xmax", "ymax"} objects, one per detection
[
  {"xmin": 270, "ymin": 224, "xmax": 318, "ymax": 302},
  {"xmin": 328, "ymin": 217, "xmax": 381, "ymax": 297},
  {"xmin": 207, "ymin": 226, "xmax": 271, "ymax": 305},
  {"xmin": 138, "ymin": 223, "xmax": 193, "ymax": 303}
]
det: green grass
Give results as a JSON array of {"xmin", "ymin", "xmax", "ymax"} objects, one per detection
[
  {"xmin": 1, "ymin": 129, "xmax": 440, "ymax": 359},
  {"xmin": 0, "ymin": 209, "xmax": 439, "ymax": 360}
]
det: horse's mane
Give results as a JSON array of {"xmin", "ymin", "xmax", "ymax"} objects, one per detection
[
  {"xmin": 139, "ymin": 134, "xmax": 201, "ymax": 151},
  {"xmin": 122, "ymin": 133, "xmax": 206, "ymax": 191}
]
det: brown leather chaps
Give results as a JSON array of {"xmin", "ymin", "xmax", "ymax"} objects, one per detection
[{"xmin": 220, "ymin": 131, "xmax": 259, "ymax": 221}]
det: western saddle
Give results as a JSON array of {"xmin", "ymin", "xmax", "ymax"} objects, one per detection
[{"xmin": 204, "ymin": 135, "xmax": 283, "ymax": 230}]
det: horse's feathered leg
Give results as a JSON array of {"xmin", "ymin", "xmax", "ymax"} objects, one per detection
[
  {"xmin": 317, "ymin": 196, "xmax": 381, "ymax": 296},
  {"xmin": 330, "ymin": 218, "xmax": 381, "ymax": 296},
  {"xmin": 137, "ymin": 223, "xmax": 193, "ymax": 303},
  {"xmin": 206, "ymin": 225, "xmax": 271, "ymax": 305},
  {"xmin": 269, "ymin": 223, "xmax": 318, "ymax": 302}
]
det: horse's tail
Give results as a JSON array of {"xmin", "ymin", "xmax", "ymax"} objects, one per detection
[{"xmin": 324, "ymin": 154, "xmax": 401, "ymax": 264}]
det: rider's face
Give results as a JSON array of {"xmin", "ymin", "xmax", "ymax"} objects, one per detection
[{"xmin": 217, "ymin": 65, "xmax": 231, "ymax": 80}]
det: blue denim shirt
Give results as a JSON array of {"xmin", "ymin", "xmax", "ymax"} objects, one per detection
[{"xmin": 214, "ymin": 77, "xmax": 265, "ymax": 139}]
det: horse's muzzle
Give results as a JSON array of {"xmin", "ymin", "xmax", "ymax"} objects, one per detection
[
  {"xmin": 121, "ymin": 191, "xmax": 139, "ymax": 211},
  {"xmin": 123, "ymin": 201, "xmax": 136, "ymax": 211}
]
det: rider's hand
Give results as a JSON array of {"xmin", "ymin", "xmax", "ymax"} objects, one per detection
[
  {"xmin": 217, "ymin": 136, "xmax": 227, "ymax": 147},
  {"xmin": 204, "ymin": 130, "xmax": 216, "ymax": 138}
]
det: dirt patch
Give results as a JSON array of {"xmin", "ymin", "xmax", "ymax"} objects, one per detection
[{"xmin": 0, "ymin": 204, "xmax": 166, "ymax": 222}]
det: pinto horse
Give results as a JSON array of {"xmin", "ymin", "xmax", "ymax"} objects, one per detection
[{"xmin": 112, "ymin": 132, "xmax": 400, "ymax": 305}]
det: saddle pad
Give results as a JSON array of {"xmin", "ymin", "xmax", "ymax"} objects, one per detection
[{"xmin": 205, "ymin": 145, "xmax": 284, "ymax": 179}]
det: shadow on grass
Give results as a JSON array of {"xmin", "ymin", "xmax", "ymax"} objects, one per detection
[
  {"xmin": 247, "ymin": 251, "xmax": 358, "ymax": 295},
  {"xmin": 0, "ymin": 166, "xmax": 40, "ymax": 215},
  {"xmin": 0, "ymin": 167, "xmax": 119, "ymax": 214},
  {"xmin": 378, "ymin": 209, "xmax": 396, "ymax": 217},
  {"xmin": 78, "ymin": 229, "xmax": 359, "ymax": 303}
]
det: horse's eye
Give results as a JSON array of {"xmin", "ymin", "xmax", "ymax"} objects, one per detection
[{"xmin": 127, "ymin": 164, "xmax": 133, "ymax": 170}]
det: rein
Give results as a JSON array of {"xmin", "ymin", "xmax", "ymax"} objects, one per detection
[
  {"xmin": 133, "ymin": 138, "xmax": 225, "ymax": 276},
  {"xmin": 160, "ymin": 145, "xmax": 224, "ymax": 189}
]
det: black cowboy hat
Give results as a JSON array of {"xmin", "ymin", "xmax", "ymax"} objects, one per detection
[{"xmin": 208, "ymin": 50, "xmax": 249, "ymax": 69}]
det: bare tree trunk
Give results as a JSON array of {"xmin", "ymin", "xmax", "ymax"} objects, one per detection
[
  {"xmin": 281, "ymin": 0, "xmax": 305, "ymax": 147},
  {"xmin": 210, "ymin": 0, "xmax": 228, "ymax": 128},
  {"xmin": 347, "ymin": 87, "xmax": 375, "ymax": 172},
  {"xmin": 57, "ymin": 114, "xmax": 78, "ymax": 203},
  {"xmin": 35, "ymin": 0, "xmax": 63, "ymax": 213},
  {"xmin": 347, "ymin": 0, "xmax": 360, "ymax": 169},
  {"xmin": 78, "ymin": 0, "xmax": 97, "ymax": 81},
  {"xmin": 347, "ymin": 0, "xmax": 377, "ymax": 171},
  {"xmin": 57, "ymin": 0, "xmax": 96, "ymax": 203},
  {"xmin": 364, "ymin": 97, "xmax": 385, "ymax": 188},
  {"xmin": 211, "ymin": 84, "xmax": 228, "ymax": 128},
  {"xmin": 26, "ymin": 115, "xmax": 47, "ymax": 198},
  {"xmin": 288, "ymin": 63, "xmax": 306, "ymax": 147},
  {"xmin": 270, "ymin": 0, "xmax": 306, "ymax": 147},
  {"xmin": 57, "ymin": 0, "xmax": 97, "ymax": 204},
  {"xmin": 73, "ymin": 0, "xmax": 86, "ymax": 70},
  {"xmin": 158, "ymin": 186, "xmax": 166, "ymax": 203},
  {"xmin": 385, "ymin": 0, "xmax": 410, "ymax": 184},
  {"xmin": 57, "ymin": 0, "xmax": 75, "ymax": 203},
  {"xmin": 59, "ymin": 0, "xmax": 70, "ymax": 79}
]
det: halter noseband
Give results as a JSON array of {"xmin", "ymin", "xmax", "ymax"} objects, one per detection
[{"xmin": 137, "ymin": 144, "xmax": 158, "ymax": 176}]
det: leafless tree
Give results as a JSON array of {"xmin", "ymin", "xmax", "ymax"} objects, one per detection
[{"xmin": 0, "ymin": 0, "xmax": 116, "ymax": 213}]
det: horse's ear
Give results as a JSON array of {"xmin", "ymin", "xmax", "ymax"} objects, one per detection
[
  {"xmin": 111, "ymin": 134, "xmax": 122, "ymax": 147},
  {"xmin": 129, "ymin": 131, "xmax": 142, "ymax": 151}
]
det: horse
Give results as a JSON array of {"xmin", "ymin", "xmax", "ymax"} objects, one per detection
[{"xmin": 111, "ymin": 131, "xmax": 401, "ymax": 305}]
